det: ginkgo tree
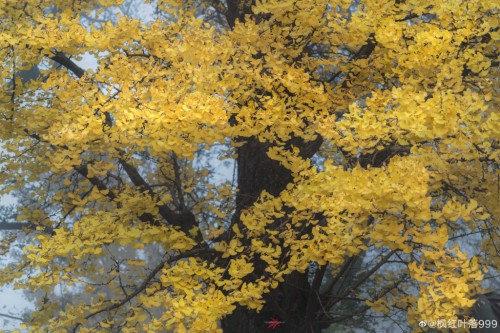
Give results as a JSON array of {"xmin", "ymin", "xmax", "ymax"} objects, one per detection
[{"xmin": 0, "ymin": 0, "xmax": 498, "ymax": 332}]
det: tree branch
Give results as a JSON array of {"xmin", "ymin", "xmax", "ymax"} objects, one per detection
[
  {"xmin": 0, "ymin": 222, "xmax": 32, "ymax": 231},
  {"xmin": 0, "ymin": 222, "xmax": 54, "ymax": 234},
  {"xmin": 50, "ymin": 52, "xmax": 85, "ymax": 78},
  {"xmin": 325, "ymin": 249, "xmax": 397, "ymax": 312},
  {"xmin": 118, "ymin": 158, "xmax": 202, "ymax": 241},
  {"xmin": 74, "ymin": 248, "xmax": 217, "ymax": 332},
  {"xmin": 304, "ymin": 264, "xmax": 327, "ymax": 328},
  {"xmin": 339, "ymin": 250, "xmax": 396, "ymax": 301},
  {"xmin": 48, "ymin": 51, "xmax": 200, "ymax": 237},
  {"xmin": 0, "ymin": 312, "xmax": 24, "ymax": 321},
  {"xmin": 328, "ymin": 275, "xmax": 407, "ymax": 324}
]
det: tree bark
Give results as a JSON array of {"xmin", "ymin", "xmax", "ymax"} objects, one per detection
[
  {"xmin": 221, "ymin": 270, "xmax": 329, "ymax": 333},
  {"xmin": 221, "ymin": 134, "xmax": 325, "ymax": 332}
]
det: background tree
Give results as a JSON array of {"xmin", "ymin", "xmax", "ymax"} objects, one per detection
[{"xmin": 0, "ymin": 0, "xmax": 498, "ymax": 332}]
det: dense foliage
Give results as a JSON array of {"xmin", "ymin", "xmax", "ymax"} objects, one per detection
[{"xmin": 0, "ymin": 0, "xmax": 498, "ymax": 332}]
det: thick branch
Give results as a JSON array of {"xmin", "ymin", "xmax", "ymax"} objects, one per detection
[
  {"xmin": 50, "ymin": 52, "xmax": 85, "ymax": 78},
  {"xmin": 119, "ymin": 159, "xmax": 201, "ymax": 240},
  {"xmin": 0, "ymin": 222, "xmax": 32, "ymax": 231},
  {"xmin": 75, "ymin": 163, "xmax": 117, "ymax": 200},
  {"xmin": 358, "ymin": 145, "xmax": 411, "ymax": 168},
  {"xmin": 0, "ymin": 222, "xmax": 54, "ymax": 234}
]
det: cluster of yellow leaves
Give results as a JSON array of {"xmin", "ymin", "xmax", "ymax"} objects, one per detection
[{"xmin": 408, "ymin": 247, "xmax": 484, "ymax": 327}]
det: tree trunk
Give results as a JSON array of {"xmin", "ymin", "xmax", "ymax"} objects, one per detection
[
  {"xmin": 221, "ymin": 271, "xmax": 329, "ymax": 333},
  {"xmin": 220, "ymin": 2, "xmax": 327, "ymax": 330},
  {"xmin": 221, "ymin": 135, "xmax": 325, "ymax": 332}
]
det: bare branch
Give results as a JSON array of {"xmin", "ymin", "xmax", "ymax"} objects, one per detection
[{"xmin": 0, "ymin": 312, "xmax": 24, "ymax": 321}]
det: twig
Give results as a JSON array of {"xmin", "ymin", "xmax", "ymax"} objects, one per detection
[{"xmin": 72, "ymin": 248, "xmax": 217, "ymax": 332}]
